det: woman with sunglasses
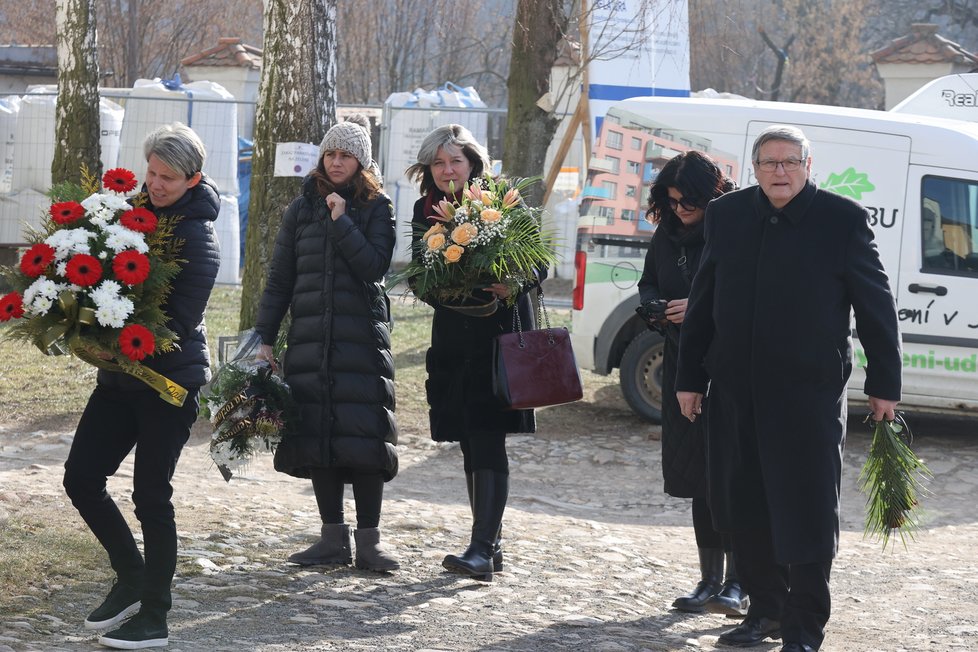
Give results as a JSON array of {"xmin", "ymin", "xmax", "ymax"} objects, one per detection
[{"xmin": 637, "ymin": 150, "xmax": 744, "ymax": 616}]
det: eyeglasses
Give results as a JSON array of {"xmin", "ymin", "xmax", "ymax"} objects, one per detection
[
  {"xmin": 668, "ymin": 196, "xmax": 702, "ymax": 212},
  {"xmin": 755, "ymin": 158, "xmax": 805, "ymax": 172}
]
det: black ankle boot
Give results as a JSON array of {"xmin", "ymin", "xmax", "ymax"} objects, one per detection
[
  {"xmin": 672, "ymin": 548, "xmax": 723, "ymax": 612},
  {"xmin": 706, "ymin": 551, "xmax": 750, "ymax": 616},
  {"xmin": 444, "ymin": 470, "xmax": 508, "ymax": 581}
]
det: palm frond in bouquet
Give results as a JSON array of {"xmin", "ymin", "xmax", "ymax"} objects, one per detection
[{"xmin": 858, "ymin": 413, "xmax": 931, "ymax": 549}]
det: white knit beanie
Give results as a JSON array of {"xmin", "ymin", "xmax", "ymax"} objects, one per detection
[{"xmin": 319, "ymin": 114, "xmax": 372, "ymax": 169}]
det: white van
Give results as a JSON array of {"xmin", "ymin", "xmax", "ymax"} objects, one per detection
[{"xmin": 572, "ymin": 89, "xmax": 978, "ymax": 422}]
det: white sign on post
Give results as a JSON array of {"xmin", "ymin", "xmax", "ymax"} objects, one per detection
[{"xmin": 274, "ymin": 142, "xmax": 319, "ymax": 177}]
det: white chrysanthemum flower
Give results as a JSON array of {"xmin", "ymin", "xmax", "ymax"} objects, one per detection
[
  {"xmin": 23, "ymin": 278, "xmax": 69, "ymax": 316},
  {"xmin": 56, "ymin": 261, "xmax": 67, "ymax": 276},
  {"xmin": 103, "ymin": 223, "xmax": 149, "ymax": 254},
  {"xmin": 46, "ymin": 227, "xmax": 96, "ymax": 260},
  {"xmin": 90, "ymin": 279, "xmax": 123, "ymax": 305},
  {"xmin": 209, "ymin": 440, "xmax": 250, "ymax": 472},
  {"xmin": 82, "ymin": 192, "xmax": 129, "ymax": 215},
  {"xmin": 93, "ymin": 295, "xmax": 134, "ymax": 328}
]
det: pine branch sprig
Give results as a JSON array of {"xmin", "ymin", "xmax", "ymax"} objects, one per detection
[{"xmin": 858, "ymin": 413, "xmax": 932, "ymax": 550}]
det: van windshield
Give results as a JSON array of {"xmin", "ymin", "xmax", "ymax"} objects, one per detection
[{"xmin": 921, "ymin": 175, "xmax": 978, "ymax": 276}]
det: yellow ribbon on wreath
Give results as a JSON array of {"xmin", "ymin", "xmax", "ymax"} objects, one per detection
[
  {"xmin": 36, "ymin": 291, "xmax": 188, "ymax": 407},
  {"xmin": 69, "ymin": 336, "xmax": 189, "ymax": 407}
]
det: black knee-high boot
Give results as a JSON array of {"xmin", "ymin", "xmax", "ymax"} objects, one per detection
[
  {"xmin": 444, "ymin": 470, "xmax": 508, "ymax": 581},
  {"xmin": 465, "ymin": 471, "xmax": 503, "ymax": 571},
  {"xmin": 673, "ymin": 548, "xmax": 723, "ymax": 612}
]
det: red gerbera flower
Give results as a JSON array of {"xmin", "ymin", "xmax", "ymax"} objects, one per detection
[
  {"xmin": 65, "ymin": 253, "xmax": 103, "ymax": 287},
  {"xmin": 103, "ymin": 168, "xmax": 138, "ymax": 193},
  {"xmin": 119, "ymin": 207, "xmax": 158, "ymax": 234},
  {"xmin": 20, "ymin": 243, "xmax": 56, "ymax": 277},
  {"xmin": 0, "ymin": 292, "xmax": 24, "ymax": 321},
  {"xmin": 119, "ymin": 323, "xmax": 155, "ymax": 361},
  {"xmin": 50, "ymin": 201, "xmax": 86, "ymax": 225},
  {"xmin": 112, "ymin": 250, "xmax": 151, "ymax": 285}
]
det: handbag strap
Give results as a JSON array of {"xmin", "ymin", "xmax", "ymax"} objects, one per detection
[
  {"xmin": 511, "ymin": 288, "xmax": 556, "ymax": 348},
  {"xmin": 677, "ymin": 245, "xmax": 692, "ymax": 286}
]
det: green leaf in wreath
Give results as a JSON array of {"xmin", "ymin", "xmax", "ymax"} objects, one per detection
[{"xmin": 820, "ymin": 167, "xmax": 876, "ymax": 200}]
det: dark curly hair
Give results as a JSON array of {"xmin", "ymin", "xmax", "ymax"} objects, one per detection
[{"xmin": 646, "ymin": 150, "xmax": 736, "ymax": 228}]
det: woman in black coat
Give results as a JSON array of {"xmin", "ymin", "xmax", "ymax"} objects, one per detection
[
  {"xmin": 637, "ymin": 151, "xmax": 745, "ymax": 615},
  {"xmin": 405, "ymin": 124, "xmax": 542, "ymax": 581},
  {"xmin": 63, "ymin": 123, "xmax": 220, "ymax": 649},
  {"xmin": 256, "ymin": 115, "xmax": 399, "ymax": 572}
]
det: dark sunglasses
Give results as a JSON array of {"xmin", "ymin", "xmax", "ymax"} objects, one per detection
[{"xmin": 667, "ymin": 196, "xmax": 703, "ymax": 212}]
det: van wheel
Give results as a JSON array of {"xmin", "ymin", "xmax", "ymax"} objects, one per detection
[{"xmin": 619, "ymin": 330, "xmax": 665, "ymax": 423}]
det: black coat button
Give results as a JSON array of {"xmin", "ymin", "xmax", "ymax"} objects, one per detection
[{"xmin": 770, "ymin": 215, "xmax": 779, "ymax": 224}]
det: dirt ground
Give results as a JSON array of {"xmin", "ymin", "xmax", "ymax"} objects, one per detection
[{"xmin": 1, "ymin": 398, "xmax": 977, "ymax": 651}]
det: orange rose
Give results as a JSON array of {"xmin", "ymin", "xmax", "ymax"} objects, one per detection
[
  {"xmin": 451, "ymin": 222, "xmax": 478, "ymax": 245},
  {"xmin": 427, "ymin": 232, "xmax": 446, "ymax": 250},
  {"xmin": 480, "ymin": 208, "xmax": 501, "ymax": 222},
  {"xmin": 444, "ymin": 244, "xmax": 464, "ymax": 263},
  {"xmin": 423, "ymin": 223, "xmax": 447, "ymax": 240}
]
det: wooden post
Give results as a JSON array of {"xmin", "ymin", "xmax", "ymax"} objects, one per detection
[{"xmin": 542, "ymin": 99, "xmax": 585, "ymax": 206}]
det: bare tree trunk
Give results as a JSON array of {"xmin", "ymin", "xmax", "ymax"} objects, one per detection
[
  {"xmin": 501, "ymin": 0, "xmax": 563, "ymax": 208},
  {"xmin": 126, "ymin": 0, "xmax": 139, "ymax": 87},
  {"xmin": 238, "ymin": 0, "xmax": 337, "ymax": 330},
  {"xmin": 52, "ymin": 0, "xmax": 101, "ymax": 186}
]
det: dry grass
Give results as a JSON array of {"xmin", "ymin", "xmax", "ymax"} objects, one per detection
[{"xmin": 0, "ymin": 283, "xmax": 633, "ymax": 607}]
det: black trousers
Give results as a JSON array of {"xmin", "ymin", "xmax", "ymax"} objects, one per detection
[
  {"xmin": 311, "ymin": 468, "xmax": 384, "ymax": 529},
  {"xmin": 732, "ymin": 525, "xmax": 832, "ymax": 650},
  {"xmin": 63, "ymin": 385, "xmax": 200, "ymax": 616},
  {"xmin": 692, "ymin": 496, "xmax": 724, "ymax": 549},
  {"xmin": 460, "ymin": 432, "xmax": 509, "ymax": 474}
]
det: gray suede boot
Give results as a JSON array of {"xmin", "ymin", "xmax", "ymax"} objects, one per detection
[
  {"xmin": 287, "ymin": 524, "xmax": 352, "ymax": 566},
  {"xmin": 353, "ymin": 528, "xmax": 400, "ymax": 572}
]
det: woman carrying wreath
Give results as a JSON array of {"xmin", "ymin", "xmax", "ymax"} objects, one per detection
[
  {"xmin": 62, "ymin": 123, "xmax": 220, "ymax": 650},
  {"xmin": 255, "ymin": 114, "xmax": 400, "ymax": 573},
  {"xmin": 405, "ymin": 124, "xmax": 546, "ymax": 581}
]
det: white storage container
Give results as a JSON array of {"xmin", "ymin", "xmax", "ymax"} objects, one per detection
[
  {"xmin": 116, "ymin": 79, "xmax": 238, "ymax": 194},
  {"xmin": 9, "ymin": 87, "xmax": 124, "ymax": 193}
]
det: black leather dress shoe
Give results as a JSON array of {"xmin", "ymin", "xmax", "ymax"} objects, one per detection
[
  {"xmin": 716, "ymin": 616, "xmax": 782, "ymax": 647},
  {"xmin": 780, "ymin": 644, "xmax": 815, "ymax": 652}
]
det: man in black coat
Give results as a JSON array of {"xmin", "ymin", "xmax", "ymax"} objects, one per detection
[{"xmin": 676, "ymin": 125, "xmax": 902, "ymax": 652}]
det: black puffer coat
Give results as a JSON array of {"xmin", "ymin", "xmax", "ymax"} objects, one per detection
[
  {"xmin": 411, "ymin": 196, "xmax": 538, "ymax": 441},
  {"xmin": 97, "ymin": 175, "xmax": 221, "ymax": 391},
  {"xmin": 256, "ymin": 177, "xmax": 398, "ymax": 481},
  {"xmin": 637, "ymin": 220, "xmax": 706, "ymax": 499}
]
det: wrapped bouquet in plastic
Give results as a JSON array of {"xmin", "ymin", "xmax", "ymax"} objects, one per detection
[{"xmin": 200, "ymin": 329, "xmax": 296, "ymax": 481}]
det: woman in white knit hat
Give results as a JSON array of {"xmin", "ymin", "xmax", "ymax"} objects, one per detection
[{"xmin": 255, "ymin": 114, "xmax": 400, "ymax": 572}]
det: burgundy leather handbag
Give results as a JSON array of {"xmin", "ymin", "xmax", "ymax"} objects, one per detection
[{"xmin": 492, "ymin": 291, "xmax": 583, "ymax": 410}]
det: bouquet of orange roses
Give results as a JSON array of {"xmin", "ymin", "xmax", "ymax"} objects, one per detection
[
  {"xmin": 0, "ymin": 166, "xmax": 187, "ymax": 405},
  {"xmin": 392, "ymin": 176, "xmax": 556, "ymax": 310}
]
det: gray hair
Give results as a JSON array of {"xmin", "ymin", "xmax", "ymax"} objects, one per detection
[
  {"xmin": 405, "ymin": 124, "xmax": 491, "ymax": 195},
  {"xmin": 751, "ymin": 125, "xmax": 811, "ymax": 163},
  {"xmin": 143, "ymin": 122, "xmax": 206, "ymax": 179}
]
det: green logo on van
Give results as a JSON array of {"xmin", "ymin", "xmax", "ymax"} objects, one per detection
[{"xmin": 820, "ymin": 167, "xmax": 875, "ymax": 199}]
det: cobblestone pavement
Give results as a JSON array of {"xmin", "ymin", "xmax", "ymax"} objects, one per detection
[{"xmin": 1, "ymin": 409, "xmax": 977, "ymax": 651}]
